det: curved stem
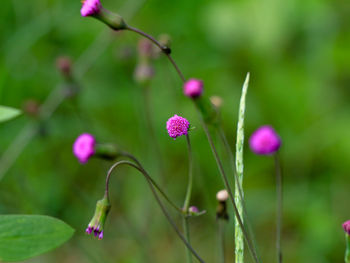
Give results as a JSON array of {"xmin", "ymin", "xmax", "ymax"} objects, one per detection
[
  {"xmin": 199, "ymin": 116, "xmax": 260, "ymax": 263},
  {"xmin": 126, "ymin": 25, "xmax": 186, "ymax": 82},
  {"xmin": 274, "ymin": 153, "xmax": 283, "ymax": 263},
  {"xmin": 183, "ymin": 135, "xmax": 193, "ymax": 211},
  {"xmin": 107, "ymin": 154, "xmax": 182, "ymax": 213},
  {"xmin": 104, "ymin": 160, "xmax": 205, "ymax": 263}
]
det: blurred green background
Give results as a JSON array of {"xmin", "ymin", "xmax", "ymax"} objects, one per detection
[{"xmin": 1, "ymin": 0, "xmax": 350, "ymax": 262}]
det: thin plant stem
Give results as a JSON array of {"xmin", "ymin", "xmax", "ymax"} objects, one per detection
[
  {"xmin": 217, "ymin": 219, "xmax": 225, "ymax": 263},
  {"xmin": 182, "ymin": 134, "xmax": 194, "ymax": 263},
  {"xmin": 183, "ymin": 134, "xmax": 193, "ymax": 211},
  {"xmin": 199, "ymin": 114, "xmax": 260, "ymax": 263},
  {"xmin": 125, "ymin": 25, "xmax": 186, "ymax": 82},
  {"xmin": 218, "ymin": 126, "xmax": 261, "ymax": 262},
  {"xmin": 345, "ymin": 234, "xmax": 350, "ymax": 263},
  {"xmin": 183, "ymin": 216, "xmax": 193, "ymax": 263},
  {"xmin": 274, "ymin": 153, "xmax": 283, "ymax": 263},
  {"xmin": 104, "ymin": 160, "xmax": 205, "ymax": 263},
  {"xmin": 115, "ymin": 151, "xmax": 183, "ymax": 214}
]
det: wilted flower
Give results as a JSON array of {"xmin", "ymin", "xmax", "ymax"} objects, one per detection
[
  {"xmin": 343, "ymin": 220, "xmax": 350, "ymax": 235},
  {"xmin": 249, "ymin": 125, "xmax": 281, "ymax": 155},
  {"xmin": 73, "ymin": 133, "xmax": 96, "ymax": 163},
  {"xmin": 166, "ymin": 114, "xmax": 190, "ymax": 139},
  {"xmin": 86, "ymin": 197, "xmax": 111, "ymax": 240},
  {"xmin": 80, "ymin": 0, "xmax": 102, "ymax": 17},
  {"xmin": 183, "ymin": 79, "xmax": 203, "ymax": 98}
]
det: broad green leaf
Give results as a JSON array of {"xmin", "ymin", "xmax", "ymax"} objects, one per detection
[
  {"xmin": 0, "ymin": 215, "xmax": 75, "ymax": 262},
  {"xmin": 0, "ymin": 106, "xmax": 21, "ymax": 123}
]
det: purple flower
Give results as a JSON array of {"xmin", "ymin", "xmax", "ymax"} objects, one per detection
[
  {"xmin": 249, "ymin": 125, "xmax": 281, "ymax": 155},
  {"xmin": 189, "ymin": 206, "xmax": 199, "ymax": 213},
  {"xmin": 86, "ymin": 197, "xmax": 111, "ymax": 240},
  {"xmin": 343, "ymin": 220, "xmax": 350, "ymax": 235},
  {"xmin": 166, "ymin": 115, "xmax": 190, "ymax": 139},
  {"xmin": 81, "ymin": 0, "xmax": 102, "ymax": 17},
  {"xmin": 73, "ymin": 133, "xmax": 96, "ymax": 163},
  {"xmin": 183, "ymin": 79, "xmax": 203, "ymax": 98}
]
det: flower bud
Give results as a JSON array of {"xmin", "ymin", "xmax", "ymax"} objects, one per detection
[
  {"xmin": 343, "ymin": 220, "xmax": 350, "ymax": 235},
  {"xmin": 73, "ymin": 133, "xmax": 96, "ymax": 164},
  {"xmin": 86, "ymin": 196, "xmax": 111, "ymax": 240},
  {"xmin": 56, "ymin": 56, "xmax": 72, "ymax": 77},
  {"xmin": 249, "ymin": 125, "xmax": 281, "ymax": 155},
  {"xmin": 184, "ymin": 79, "xmax": 203, "ymax": 99},
  {"xmin": 216, "ymin": 189, "xmax": 229, "ymax": 220},
  {"xmin": 80, "ymin": 0, "xmax": 127, "ymax": 31},
  {"xmin": 216, "ymin": 189, "xmax": 229, "ymax": 202},
  {"xmin": 210, "ymin": 96, "xmax": 223, "ymax": 109},
  {"xmin": 133, "ymin": 63, "xmax": 155, "ymax": 85}
]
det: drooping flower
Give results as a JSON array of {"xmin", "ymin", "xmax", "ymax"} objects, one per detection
[
  {"xmin": 166, "ymin": 114, "xmax": 190, "ymax": 139},
  {"xmin": 80, "ymin": 0, "xmax": 102, "ymax": 17},
  {"xmin": 73, "ymin": 133, "xmax": 96, "ymax": 163},
  {"xmin": 249, "ymin": 125, "xmax": 281, "ymax": 155},
  {"xmin": 183, "ymin": 79, "xmax": 203, "ymax": 98},
  {"xmin": 86, "ymin": 197, "xmax": 111, "ymax": 240},
  {"xmin": 343, "ymin": 220, "xmax": 350, "ymax": 235},
  {"xmin": 216, "ymin": 189, "xmax": 229, "ymax": 202}
]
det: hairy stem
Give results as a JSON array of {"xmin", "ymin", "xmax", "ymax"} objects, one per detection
[
  {"xmin": 105, "ymin": 160, "xmax": 205, "ymax": 263},
  {"xmin": 183, "ymin": 135, "xmax": 193, "ymax": 211}
]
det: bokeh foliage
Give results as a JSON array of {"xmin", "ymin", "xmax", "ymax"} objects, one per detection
[{"xmin": 1, "ymin": 0, "xmax": 350, "ymax": 262}]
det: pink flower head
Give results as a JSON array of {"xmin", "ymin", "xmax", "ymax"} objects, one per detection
[
  {"xmin": 249, "ymin": 125, "xmax": 281, "ymax": 155},
  {"xmin": 343, "ymin": 220, "xmax": 350, "ymax": 235},
  {"xmin": 73, "ymin": 133, "xmax": 96, "ymax": 163},
  {"xmin": 80, "ymin": 0, "xmax": 102, "ymax": 17},
  {"xmin": 183, "ymin": 79, "xmax": 203, "ymax": 98},
  {"xmin": 189, "ymin": 206, "xmax": 199, "ymax": 213},
  {"xmin": 166, "ymin": 114, "xmax": 190, "ymax": 139}
]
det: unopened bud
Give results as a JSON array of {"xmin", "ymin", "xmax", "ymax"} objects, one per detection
[
  {"xmin": 216, "ymin": 189, "xmax": 229, "ymax": 220},
  {"xmin": 86, "ymin": 196, "xmax": 111, "ymax": 240},
  {"xmin": 216, "ymin": 189, "xmax": 229, "ymax": 202},
  {"xmin": 134, "ymin": 63, "xmax": 155, "ymax": 85},
  {"xmin": 210, "ymin": 96, "xmax": 223, "ymax": 109},
  {"xmin": 56, "ymin": 56, "xmax": 72, "ymax": 77},
  {"xmin": 22, "ymin": 99, "xmax": 40, "ymax": 117}
]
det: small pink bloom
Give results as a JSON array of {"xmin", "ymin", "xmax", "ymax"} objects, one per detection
[
  {"xmin": 249, "ymin": 126, "xmax": 281, "ymax": 155},
  {"xmin": 166, "ymin": 115, "xmax": 190, "ymax": 139},
  {"xmin": 80, "ymin": 0, "xmax": 102, "ymax": 17},
  {"xmin": 183, "ymin": 79, "xmax": 203, "ymax": 98},
  {"xmin": 189, "ymin": 206, "xmax": 199, "ymax": 213},
  {"xmin": 73, "ymin": 133, "xmax": 96, "ymax": 163},
  {"xmin": 343, "ymin": 220, "xmax": 350, "ymax": 235}
]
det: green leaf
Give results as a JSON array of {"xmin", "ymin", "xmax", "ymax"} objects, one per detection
[
  {"xmin": 0, "ymin": 106, "xmax": 21, "ymax": 123},
  {"xmin": 0, "ymin": 215, "xmax": 75, "ymax": 262}
]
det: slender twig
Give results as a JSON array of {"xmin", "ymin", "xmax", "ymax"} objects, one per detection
[
  {"xmin": 274, "ymin": 153, "xmax": 283, "ymax": 263},
  {"xmin": 104, "ymin": 160, "xmax": 205, "ymax": 263}
]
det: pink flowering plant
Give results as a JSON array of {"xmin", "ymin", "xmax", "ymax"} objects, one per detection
[{"xmin": 0, "ymin": 1, "xmax": 348, "ymax": 263}]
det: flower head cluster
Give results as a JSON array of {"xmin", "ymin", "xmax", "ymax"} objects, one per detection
[
  {"xmin": 183, "ymin": 79, "xmax": 203, "ymax": 98},
  {"xmin": 249, "ymin": 125, "xmax": 281, "ymax": 155},
  {"xmin": 81, "ymin": 0, "xmax": 102, "ymax": 17},
  {"xmin": 343, "ymin": 220, "xmax": 350, "ymax": 235},
  {"xmin": 73, "ymin": 133, "xmax": 96, "ymax": 163},
  {"xmin": 166, "ymin": 115, "xmax": 190, "ymax": 139},
  {"xmin": 86, "ymin": 197, "xmax": 111, "ymax": 240}
]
